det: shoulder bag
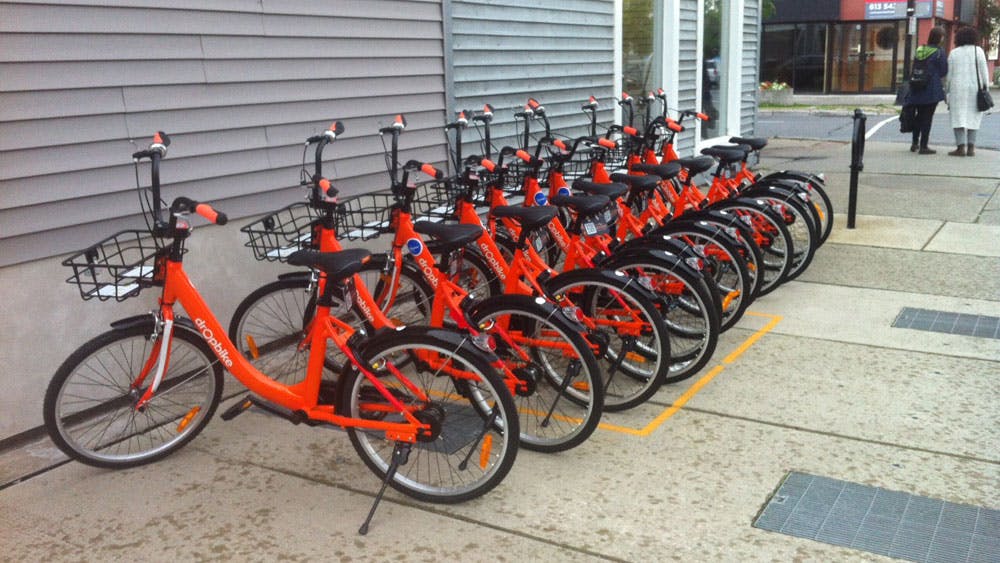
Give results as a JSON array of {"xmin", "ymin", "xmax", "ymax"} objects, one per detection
[{"xmin": 976, "ymin": 49, "xmax": 994, "ymax": 112}]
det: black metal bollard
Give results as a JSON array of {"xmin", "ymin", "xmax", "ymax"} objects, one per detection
[{"xmin": 848, "ymin": 109, "xmax": 866, "ymax": 229}]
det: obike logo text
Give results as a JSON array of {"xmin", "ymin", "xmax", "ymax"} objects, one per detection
[
  {"xmin": 478, "ymin": 241, "xmax": 506, "ymax": 281},
  {"xmin": 194, "ymin": 318, "xmax": 233, "ymax": 367},
  {"xmin": 416, "ymin": 255, "xmax": 440, "ymax": 288},
  {"xmin": 557, "ymin": 187, "xmax": 571, "ymax": 197},
  {"xmin": 533, "ymin": 192, "xmax": 548, "ymax": 206},
  {"xmin": 546, "ymin": 222, "xmax": 568, "ymax": 249},
  {"xmin": 354, "ymin": 286, "xmax": 375, "ymax": 322}
]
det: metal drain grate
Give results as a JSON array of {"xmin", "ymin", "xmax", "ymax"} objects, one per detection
[
  {"xmin": 754, "ymin": 472, "xmax": 1000, "ymax": 562},
  {"xmin": 892, "ymin": 307, "xmax": 1000, "ymax": 339}
]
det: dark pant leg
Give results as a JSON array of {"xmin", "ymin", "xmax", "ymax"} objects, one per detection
[{"xmin": 912, "ymin": 103, "xmax": 936, "ymax": 148}]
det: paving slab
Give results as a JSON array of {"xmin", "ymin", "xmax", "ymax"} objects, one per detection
[
  {"xmin": 797, "ymin": 243, "xmax": 1000, "ymax": 301},
  {"xmin": 826, "ymin": 214, "xmax": 942, "ymax": 250},
  {"xmin": 748, "ymin": 281, "xmax": 1000, "ymax": 362},
  {"xmin": 924, "ymin": 222, "xmax": 1000, "ymax": 257},
  {"xmin": 683, "ymin": 329, "xmax": 1000, "ymax": 460}
]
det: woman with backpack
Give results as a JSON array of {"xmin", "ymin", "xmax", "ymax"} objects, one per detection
[
  {"xmin": 904, "ymin": 27, "xmax": 947, "ymax": 155},
  {"xmin": 946, "ymin": 26, "xmax": 991, "ymax": 157}
]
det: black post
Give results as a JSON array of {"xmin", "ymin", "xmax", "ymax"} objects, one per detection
[
  {"xmin": 848, "ymin": 109, "xmax": 867, "ymax": 229},
  {"xmin": 902, "ymin": 0, "xmax": 916, "ymax": 80},
  {"xmin": 896, "ymin": 0, "xmax": 917, "ymax": 105}
]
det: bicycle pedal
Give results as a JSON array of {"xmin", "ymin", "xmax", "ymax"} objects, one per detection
[{"xmin": 219, "ymin": 395, "xmax": 253, "ymax": 421}]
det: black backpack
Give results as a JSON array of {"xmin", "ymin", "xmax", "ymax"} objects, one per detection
[{"xmin": 909, "ymin": 53, "xmax": 932, "ymax": 91}]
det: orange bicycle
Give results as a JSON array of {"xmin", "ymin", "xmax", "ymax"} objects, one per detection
[
  {"xmin": 231, "ymin": 118, "xmax": 603, "ymax": 452},
  {"xmin": 43, "ymin": 132, "xmax": 520, "ymax": 534}
]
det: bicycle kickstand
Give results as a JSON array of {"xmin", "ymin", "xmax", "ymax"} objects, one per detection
[{"xmin": 358, "ymin": 441, "xmax": 411, "ymax": 535}]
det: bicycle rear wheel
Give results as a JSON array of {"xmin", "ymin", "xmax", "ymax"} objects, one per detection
[
  {"xmin": 709, "ymin": 198, "xmax": 794, "ymax": 295},
  {"xmin": 338, "ymin": 327, "xmax": 519, "ymax": 503},
  {"xmin": 468, "ymin": 295, "xmax": 604, "ymax": 452},
  {"xmin": 604, "ymin": 250, "xmax": 720, "ymax": 384},
  {"xmin": 44, "ymin": 321, "xmax": 222, "ymax": 468},
  {"xmin": 546, "ymin": 269, "xmax": 671, "ymax": 411}
]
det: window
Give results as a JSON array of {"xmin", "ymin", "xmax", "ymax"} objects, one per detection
[{"xmin": 701, "ymin": 0, "xmax": 729, "ymax": 139}]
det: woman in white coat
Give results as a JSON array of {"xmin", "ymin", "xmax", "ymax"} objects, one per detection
[{"xmin": 946, "ymin": 26, "xmax": 990, "ymax": 157}]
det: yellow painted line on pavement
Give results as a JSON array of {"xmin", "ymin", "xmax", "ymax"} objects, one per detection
[{"xmin": 598, "ymin": 312, "xmax": 782, "ymax": 436}]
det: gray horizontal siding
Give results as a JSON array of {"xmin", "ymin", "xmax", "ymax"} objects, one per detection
[
  {"xmin": 449, "ymin": 0, "xmax": 614, "ymax": 157},
  {"xmin": 676, "ymin": 0, "xmax": 698, "ymax": 156},
  {"xmin": 0, "ymin": 1, "xmax": 448, "ymax": 266},
  {"xmin": 741, "ymin": 1, "xmax": 760, "ymax": 136}
]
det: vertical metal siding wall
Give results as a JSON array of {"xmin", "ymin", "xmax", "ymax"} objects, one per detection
[
  {"xmin": 449, "ymin": 0, "xmax": 615, "ymax": 157},
  {"xmin": 741, "ymin": 0, "xmax": 760, "ymax": 135},
  {"xmin": 0, "ymin": 0, "xmax": 448, "ymax": 266},
  {"xmin": 675, "ymin": 0, "xmax": 699, "ymax": 155}
]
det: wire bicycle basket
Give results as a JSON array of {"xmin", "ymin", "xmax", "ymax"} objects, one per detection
[
  {"xmin": 240, "ymin": 202, "xmax": 321, "ymax": 262},
  {"xmin": 63, "ymin": 230, "xmax": 171, "ymax": 301}
]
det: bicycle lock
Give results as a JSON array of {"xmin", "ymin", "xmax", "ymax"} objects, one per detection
[{"xmin": 848, "ymin": 108, "xmax": 866, "ymax": 229}]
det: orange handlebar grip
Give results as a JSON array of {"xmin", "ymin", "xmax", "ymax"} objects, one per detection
[
  {"xmin": 667, "ymin": 119, "xmax": 683, "ymax": 132},
  {"xmin": 421, "ymin": 163, "xmax": 443, "ymax": 179},
  {"xmin": 623, "ymin": 126, "xmax": 638, "ymax": 136},
  {"xmin": 598, "ymin": 138, "xmax": 617, "ymax": 149},
  {"xmin": 318, "ymin": 178, "xmax": 337, "ymax": 198},
  {"xmin": 195, "ymin": 203, "xmax": 227, "ymax": 225},
  {"xmin": 480, "ymin": 158, "xmax": 496, "ymax": 172},
  {"xmin": 696, "ymin": 112, "xmax": 710, "ymax": 121},
  {"xmin": 553, "ymin": 139, "xmax": 567, "ymax": 150},
  {"xmin": 515, "ymin": 149, "xmax": 532, "ymax": 163}
]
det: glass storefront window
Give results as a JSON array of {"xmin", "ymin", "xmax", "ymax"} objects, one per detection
[
  {"xmin": 622, "ymin": 0, "xmax": 660, "ymax": 98},
  {"xmin": 701, "ymin": 0, "xmax": 728, "ymax": 139}
]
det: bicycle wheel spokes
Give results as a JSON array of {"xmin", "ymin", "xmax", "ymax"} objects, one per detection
[
  {"xmin": 46, "ymin": 327, "xmax": 221, "ymax": 467},
  {"xmin": 343, "ymin": 337, "xmax": 517, "ymax": 502},
  {"xmin": 481, "ymin": 308, "xmax": 601, "ymax": 452}
]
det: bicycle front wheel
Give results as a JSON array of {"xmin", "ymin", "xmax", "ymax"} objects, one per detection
[
  {"xmin": 44, "ymin": 321, "xmax": 223, "ymax": 469},
  {"xmin": 338, "ymin": 327, "xmax": 519, "ymax": 504}
]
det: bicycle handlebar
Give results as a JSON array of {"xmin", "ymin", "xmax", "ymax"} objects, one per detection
[
  {"xmin": 171, "ymin": 197, "xmax": 228, "ymax": 225},
  {"xmin": 306, "ymin": 121, "xmax": 345, "ymax": 144},
  {"xmin": 445, "ymin": 110, "xmax": 470, "ymax": 130},
  {"xmin": 472, "ymin": 103, "xmax": 494, "ymax": 123},
  {"xmin": 379, "ymin": 114, "xmax": 407, "ymax": 135},
  {"xmin": 403, "ymin": 160, "xmax": 444, "ymax": 180}
]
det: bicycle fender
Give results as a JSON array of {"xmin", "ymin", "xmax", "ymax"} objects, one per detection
[
  {"xmin": 761, "ymin": 170, "xmax": 825, "ymax": 189},
  {"xmin": 277, "ymin": 271, "xmax": 313, "ymax": 282},
  {"xmin": 109, "ymin": 314, "xmax": 198, "ymax": 334},
  {"xmin": 360, "ymin": 325, "xmax": 501, "ymax": 366},
  {"xmin": 545, "ymin": 268, "xmax": 659, "ymax": 304},
  {"xmin": 467, "ymin": 293, "xmax": 587, "ymax": 334},
  {"xmin": 604, "ymin": 247, "xmax": 696, "ymax": 277}
]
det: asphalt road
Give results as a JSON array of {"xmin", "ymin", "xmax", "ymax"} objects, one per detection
[{"xmin": 757, "ymin": 109, "xmax": 999, "ymax": 151}]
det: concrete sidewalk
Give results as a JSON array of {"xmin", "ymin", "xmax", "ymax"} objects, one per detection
[{"xmin": 2, "ymin": 141, "xmax": 998, "ymax": 561}]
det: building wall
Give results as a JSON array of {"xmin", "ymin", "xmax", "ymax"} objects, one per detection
[
  {"xmin": 0, "ymin": 0, "xmax": 449, "ymax": 267},
  {"xmin": 675, "ymin": 0, "xmax": 700, "ymax": 155},
  {"xmin": 0, "ymin": 0, "xmax": 449, "ymax": 440},
  {"xmin": 742, "ymin": 0, "xmax": 761, "ymax": 136},
  {"xmin": 448, "ymin": 0, "xmax": 616, "ymax": 158}
]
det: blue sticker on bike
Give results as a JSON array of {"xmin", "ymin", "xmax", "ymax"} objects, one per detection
[
  {"xmin": 406, "ymin": 238, "xmax": 423, "ymax": 255},
  {"xmin": 557, "ymin": 187, "xmax": 571, "ymax": 196},
  {"xmin": 534, "ymin": 192, "xmax": 548, "ymax": 206}
]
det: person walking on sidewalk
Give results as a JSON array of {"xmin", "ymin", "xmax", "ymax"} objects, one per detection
[
  {"xmin": 946, "ymin": 26, "xmax": 990, "ymax": 157},
  {"xmin": 904, "ymin": 27, "xmax": 947, "ymax": 155}
]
